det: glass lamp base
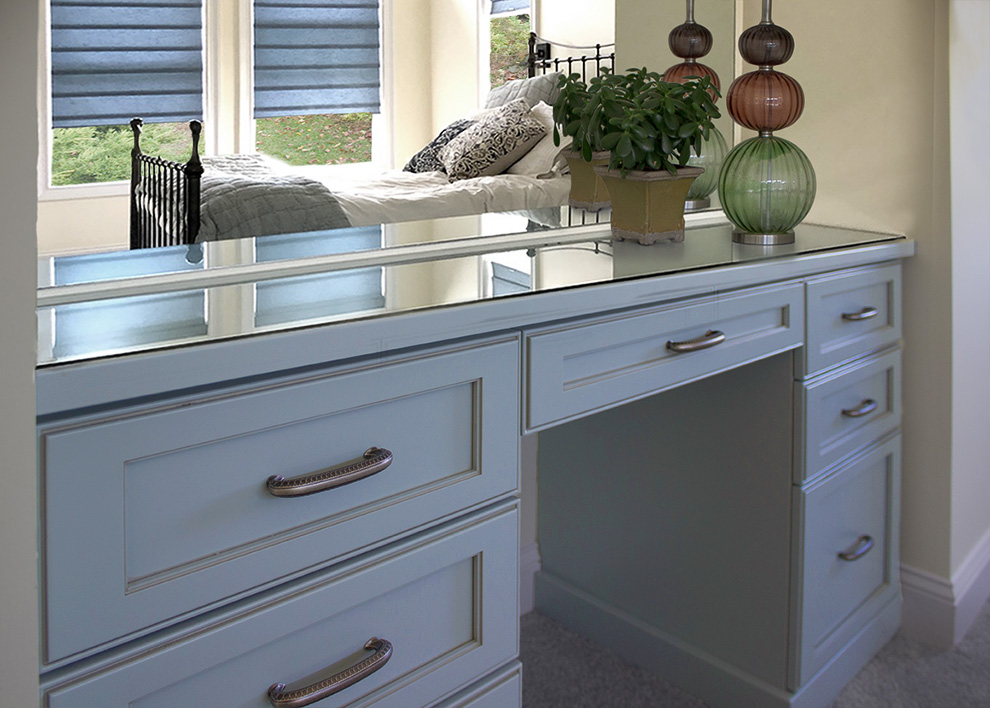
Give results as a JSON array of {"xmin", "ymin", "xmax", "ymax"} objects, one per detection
[{"xmin": 732, "ymin": 229, "xmax": 795, "ymax": 245}]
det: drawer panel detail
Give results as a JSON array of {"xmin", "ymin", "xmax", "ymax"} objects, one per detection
[
  {"xmin": 795, "ymin": 347, "xmax": 901, "ymax": 482},
  {"xmin": 44, "ymin": 503, "xmax": 520, "ymax": 708},
  {"xmin": 790, "ymin": 437, "xmax": 901, "ymax": 688},
  {"xmin": 41, "ymin": 337, "xmax": 520, "ymax": 664},
  {"xmin": 805, "ymin": 264, "xmax": 901, "ymax": 375},
  {"xmin": 435, "ymin": 662, "xmax": 522, "ymax": 708},
  {"xmin": 525, "ymin": 283, "xmax": 804, "ymax": 430}
]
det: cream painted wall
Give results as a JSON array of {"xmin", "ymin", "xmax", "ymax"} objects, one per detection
[
  {"xmin": 615, "ymin": 0, "xmax": 736, "ymax": 154},
  {"xmin": 0, "ymin": 1, "xmax": 41, "ymax": 704},
  {"xmin": 616, "ymin": 0, "xmax": 990, "ymax": 590},
  {"xmin": 748, "ymin": 0, "xmax": 954, "ymax": 578},
  {"xmin": 948, "ymin": 0, "xmax": 990, "ymax": 573}
]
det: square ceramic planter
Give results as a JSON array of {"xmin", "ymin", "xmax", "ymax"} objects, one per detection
[
  {"xmin": 593, "ymin": 166, "xmax": 704, "ymax": 244},
  {"xmin": 565, "ymin": 150, "xmax": 611, "ymax": 212}
]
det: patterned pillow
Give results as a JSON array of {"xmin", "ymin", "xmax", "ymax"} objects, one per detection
[
  {"xmin": 484, "ymin": 72, "xmax": 564, "ymax": 109},
  {"xmin": 403, "ymin": 119, "xmax": 475, "ymax": 173},
  {"xmin": 437, "ymin": 99, "xmax": 547, "ymax": 182}
]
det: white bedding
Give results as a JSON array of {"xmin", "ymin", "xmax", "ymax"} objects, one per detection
[{"xmin": 273, "ymin": 164, "xmax": 571, "ymax": 228}]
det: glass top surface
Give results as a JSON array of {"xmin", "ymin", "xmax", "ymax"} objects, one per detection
[{"xmin": 37, "ymin": 207, "xmax": 904, "ymax": 367}]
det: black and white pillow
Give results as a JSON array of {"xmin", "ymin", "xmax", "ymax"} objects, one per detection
[
  {"xmin": 403, "ymin": 119, "xmax": 475, "ymax": 173},
  {"xmin": 437, "ymin": 99, "xmax": 546, "ymax": 182}
]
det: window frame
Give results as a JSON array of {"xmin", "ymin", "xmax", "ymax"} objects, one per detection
[{"xmin": 38, "ymin": 0, "xmax": 392, "ymax": 200}]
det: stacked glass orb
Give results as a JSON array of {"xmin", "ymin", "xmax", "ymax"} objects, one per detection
[
  {"xmin": 719, "ymin": 0, "xmax": 816, "ymax": 244},
  {"xmin": 662, "ymin": 0, "xmax": 726, "ymax": 210}
]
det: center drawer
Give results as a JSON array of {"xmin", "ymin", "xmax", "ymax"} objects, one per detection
[
  {"xmin": 40, "ymin": 336, "xmax": 520, "ymax": 665},
  {"xmin": 524, "ymin": 282, "xmax": 804, "ymax": 430},
  {"xmin": 44, "ymin": 502, "xmax": 519, "ymax": 708}
]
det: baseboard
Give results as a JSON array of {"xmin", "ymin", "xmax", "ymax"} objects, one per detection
[
  {"xmin": 901, "ymin": 527, "xmax": 990, "ymax": 648},
  {"xmin": 519, "ymin": 542, "xmax": 541, "ymax": 616}
]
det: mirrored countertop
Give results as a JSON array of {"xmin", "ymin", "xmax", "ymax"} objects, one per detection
[{"xmin": 37, "ymin": 208, "xmax": 906, "ymax": 367}]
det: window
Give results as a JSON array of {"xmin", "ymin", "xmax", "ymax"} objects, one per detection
[
  {"xmin": 48, "ymin": 0, "xmax": 205, "ymax": 186},
  {"xmin": 44, "ymin": 0, "xmax": 384, "ymax": 190},
  {"xmin": 253, "ymin": 0, "xmax": 381, "ymax": 167},
  {"xmin": 489, "ymin": 0, "xmax": 530, "ymax": 89}
]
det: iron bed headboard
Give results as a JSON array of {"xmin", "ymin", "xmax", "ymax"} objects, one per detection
[
  {"xmin": 527, "ymin": 33, "xmax": 615, "ymax": 81},
  {"xmin": 129, "ymin": 117, "xmax": 204, "ymax": 249}
]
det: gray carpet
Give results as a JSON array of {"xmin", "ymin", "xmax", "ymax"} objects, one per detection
[{"xmin": 520, "ymin": 599, "xmax": 990, "ymax": 707}]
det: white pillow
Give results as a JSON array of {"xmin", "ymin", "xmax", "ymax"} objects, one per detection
[
  {"xmin": 507, "ymin": 101, "xmax": 572, "ymax": 176},
  {"xmin": 438, "ymin": 98, "xmax": 546, "ymax": 181}
]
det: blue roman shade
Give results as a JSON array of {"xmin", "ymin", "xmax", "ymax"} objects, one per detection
[
  {"xmin": 50, "ymin": 0, "xmax": 204, "ymax": 128},
  {"xmin": 254, "ymin": 0, "xmax": 381, "ymax": 118},
  {"xmin": 491, "ymin": 0, "xmax": 529, "ymax": 15},
  {"xmin": 254, "ymin": 226, "xmax": 385, "ymax": 326}
]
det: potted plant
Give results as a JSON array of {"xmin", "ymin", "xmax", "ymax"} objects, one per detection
[
  {"xmin": 552, "ymin": 70, "xmax": 624, "ymax": 212},
  {"xmin": 571, "ymin": 68, "xmax": 721, "ymax": 244}
]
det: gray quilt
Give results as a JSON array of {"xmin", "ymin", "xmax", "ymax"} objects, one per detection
[{"xmin": 197, "ymin": 155, "xmax": 351, "ymax": 241}]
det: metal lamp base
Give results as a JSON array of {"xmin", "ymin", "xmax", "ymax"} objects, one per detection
[
  {"xmin": 684, "ymin": 198, "xmax": 711, "ymax": 212},
  {"xmin": 732, "ymin": 229, "xmax": 795, "ymax": 245}
]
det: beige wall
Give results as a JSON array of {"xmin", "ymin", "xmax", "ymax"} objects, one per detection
[
  {"xmin": 617, "ymin": 0, "xmax": 990, "ymax": 588},
  {"xmin": 615, "ymin": 0, "xmax": 736, "ymax": 155},
  {"xmin": 0, "ymin": 1, "xmax": 41, "ymax": 704},
  {"xmin": 759, "ymin": 0, "xmax": 956, "ymax": 577},
  {"xmin": 948, "ymin": 0, "xmax": 990, "ymax": 573}
]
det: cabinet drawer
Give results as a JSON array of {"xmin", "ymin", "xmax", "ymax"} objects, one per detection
[
  {"xmin": 524, "ymin": 283, "xmax": 804, "ymax": 430},
  {"xmin": 790, "ymin": 437, "xmax": 900, "ymax": 688},
  {"xmin": 805, "ymin": 264, "xmax": 901, "ymax": 375},
  {"xmin": 436, "ymin": 662, "xmax": 521, "ymax": 708},
  {"xmin": 44, "ymin": 502, "xmax": 519, "ymax": 708},
  {"xmin": 795, "ymin": 348, "xmax": 901, "ymax": 482},
  {"xmin": 41, "ymin": 337, "xmax": 520, "ymax": 664}
]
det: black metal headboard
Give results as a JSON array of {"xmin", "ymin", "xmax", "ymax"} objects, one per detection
[
  {"xmin": 527, "ymin": 32, "xmax": 615, "ymax": 82},
  {"xmin": 129, "ymin": 118, "xmax": 204, "ymax": 249}
]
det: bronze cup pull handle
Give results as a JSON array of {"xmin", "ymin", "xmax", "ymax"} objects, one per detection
[
  {"xmin": 666, "ymin": 329, "xmax": 726, "ymax": 354},
  {"xmin": 267, "ymin": 637, "xmax": 393, "ymax": 708},
  {"xmin": 838, "ymin": 535, "xmax": 874, "ymax": 562},
  {"xmin": 267, "ymin": 447, "xmax": 392, "ymax": 498}
]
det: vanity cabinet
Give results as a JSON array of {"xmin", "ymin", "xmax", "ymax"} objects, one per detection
[
  {"xmin": 39, "ymin": 337, "xmax": 523, "ymax": 707},
  {"xmin": 37, "ymin": 223, "xmax": 914, "ymax": 708},
  {"xmin": 533, "ymin": 262, "xmax": 906, "ymax": 708}
]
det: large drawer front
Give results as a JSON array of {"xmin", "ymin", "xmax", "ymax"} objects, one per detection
[
  {"xmin": 790, "ymin": 437, "xmax": 901, "ymax": 688},
  {"xmin": 524, "ymin": 282, "xmax": 804, "ymax": 430},
  {"xmin": 805, "ymin": 264, "xmax": 901, "ymax": 376},
  {"xmin": 45, "ymin": 502, "xmax": 519, "ymax": 708},
  {"xmin": 41, "ymin": 337, "xmax": 519, "ymax": 664},
  {"xmin": 795, "ymin": 347, "xmax": 901, "ymax": 483}
]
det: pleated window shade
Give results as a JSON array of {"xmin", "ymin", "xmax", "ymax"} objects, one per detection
[
  {"xmin": 50, "ymin": 0, "xmax": 204, "ymax": 128},
  {"xmin": 490, "ymin": 0, "xmax": 529, "ymax": 15},
  {"xmin": 254, "ymin": 0, "xmax": 381, "ymax": 118}
]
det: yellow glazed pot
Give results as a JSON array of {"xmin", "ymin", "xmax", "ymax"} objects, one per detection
[
  {"xmin": 593, "ymin": 165, "xmax": 705, "ymax": 244},
  {"xmin": 565, "ymin": 150, "xmax": 611, "ymax": 212}
]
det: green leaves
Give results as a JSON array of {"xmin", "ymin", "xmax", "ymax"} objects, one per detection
[{"xmin": 553, "ymin": 68, "xmax": 720, "ymax": 176}]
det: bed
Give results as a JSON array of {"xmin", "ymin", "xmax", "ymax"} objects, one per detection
[{"xmin": 129, "ymin": 35, "xmax": 614, "ymax": 249}]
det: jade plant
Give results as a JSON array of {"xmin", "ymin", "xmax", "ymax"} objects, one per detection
[{"xmin": 554, "ymin": 67, "xmax": 721, "ymax": 176}]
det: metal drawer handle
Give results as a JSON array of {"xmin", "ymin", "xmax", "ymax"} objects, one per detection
[
  {"xmin": 666, "ymin": 329, "xmax": 726, "ymax": 354},
  {"xmin": 267, "ymin": 637, "xmax": 393, "ymax": 708},
  {"xmin": 841, "ymin": 307, "xmax": 879, "ymax": 322},
  {"xmin": 266, "ymin": 447, "xmax": 393, "ymax": 498},
  {"xmin": 841, "ymin": 399, "xmax": 878, "ymax": 418},
  {"xmin": 838, "ymin": 535, "xmax": 874, "ymax": 562}
]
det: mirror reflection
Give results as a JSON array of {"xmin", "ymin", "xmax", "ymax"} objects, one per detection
[{"xmin": 39, "ymin": 1, "xmax": 737, "ymax": 267}]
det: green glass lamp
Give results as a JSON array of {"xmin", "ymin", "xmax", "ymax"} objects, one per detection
[{"xmin": 719, "ymin": 0, "xmax": 816, "ymax": 244}]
